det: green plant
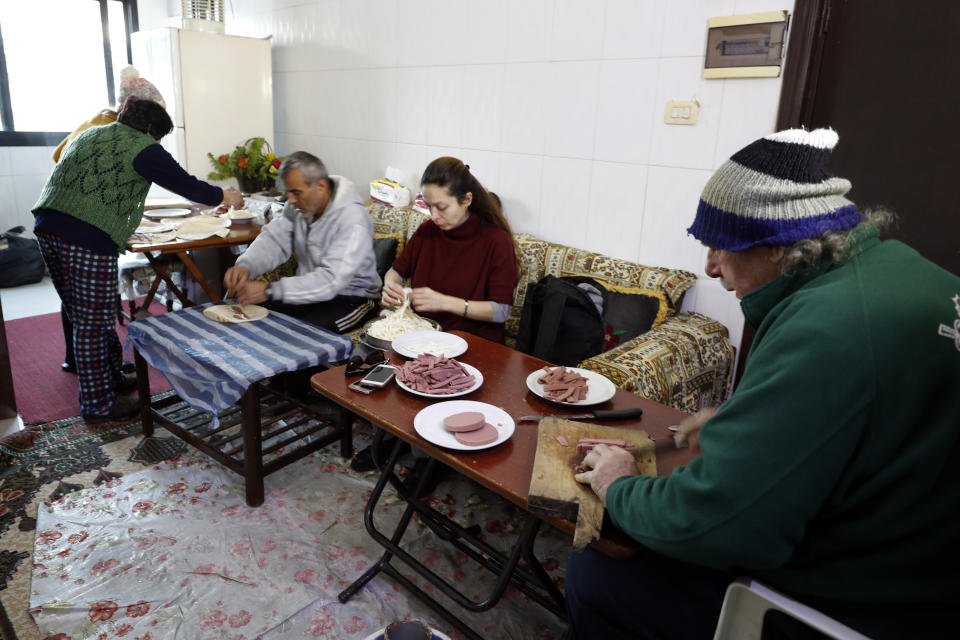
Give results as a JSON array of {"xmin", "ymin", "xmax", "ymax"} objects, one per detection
[{"xmin": 207, "ymin": 137, "xmax": 285, "ymax": 193}]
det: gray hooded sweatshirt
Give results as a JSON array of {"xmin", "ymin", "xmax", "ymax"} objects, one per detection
[{"xmin": 235, "ymin": 175, "xmax": 380, "ymax": 304}]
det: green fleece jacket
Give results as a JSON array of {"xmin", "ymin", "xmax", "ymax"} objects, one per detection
[
  {"xmin": 33, "ymin": 122, "xmax": 155, "ymax": 250},
  {"xmin": 606, "ymin": 226, "xmax": 960, "ymax": 639}
]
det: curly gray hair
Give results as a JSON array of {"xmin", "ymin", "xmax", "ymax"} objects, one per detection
[{"xmin": 780, "ymin": 208, "xmax": 897, "ymax": 274}]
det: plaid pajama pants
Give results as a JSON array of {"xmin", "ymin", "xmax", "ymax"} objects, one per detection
[{"xmin": 36, "ymin": 231, "xmax": 123, "ymax": 417}]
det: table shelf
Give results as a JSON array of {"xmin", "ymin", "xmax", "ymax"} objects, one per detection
[{"xmin": 138, "ymin": 366, "xmax": 352, "ymax": 506}]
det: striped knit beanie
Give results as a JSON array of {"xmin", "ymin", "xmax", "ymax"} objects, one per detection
[{"xmin": 687, "ymin": 128, "xmax": 862, "ymax": 251}]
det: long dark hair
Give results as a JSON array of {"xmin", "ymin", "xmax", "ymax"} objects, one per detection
[
  {"xmin": 421, "ymin": 157, "xmax": 514, "ymax": 236},
  {"xmin": 117, "ymin": 99, "xmax": 173, "ymax": 140}
]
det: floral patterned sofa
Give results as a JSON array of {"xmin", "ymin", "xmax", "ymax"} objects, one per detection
[{"xmin": 366, "ymin": 202, "xmax": 734, "ymax": 412}]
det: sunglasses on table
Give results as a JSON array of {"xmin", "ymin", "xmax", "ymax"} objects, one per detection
[{"xmin": 345, "ymin": 350, "xmax": 388, "ymax": 377}]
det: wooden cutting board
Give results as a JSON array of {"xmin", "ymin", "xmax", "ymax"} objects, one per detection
[{"xmin": 527, "ymin": 417, "xmax": 658, "ymax": 550}]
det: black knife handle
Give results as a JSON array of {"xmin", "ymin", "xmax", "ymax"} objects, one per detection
[{"xmin": 592, "ymin": 408, "xmax": 643, "ymax": 420}]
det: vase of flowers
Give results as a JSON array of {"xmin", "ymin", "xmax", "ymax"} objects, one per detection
[{"xmin": 207, "ymin": 137, "xmax": 285, "ymax": 194}]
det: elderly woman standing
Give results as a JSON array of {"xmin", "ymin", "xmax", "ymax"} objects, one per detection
[
  {"xmin": 32, "ymin": 99, "xmax": 243, "ymax": 423},
  {"xmin": 55, "ymin": 66, "xmax": 166, "ymax": 374}
]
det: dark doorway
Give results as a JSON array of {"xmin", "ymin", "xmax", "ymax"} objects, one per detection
[{"xmin": 778, "ymin": 0, "xmax": 960, "ymax": 276}]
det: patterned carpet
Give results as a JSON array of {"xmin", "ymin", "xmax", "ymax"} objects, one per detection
[
  {"xmin": 5, "ymin": 305, "xmax": 172, "ymax": 425},
  {"xmin": 0, "ymin": 398, "xmax": 571, "ymax": 640}
]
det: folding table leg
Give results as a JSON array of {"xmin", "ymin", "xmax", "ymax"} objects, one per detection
[
  {"xmin": 338, "ymin": 435, "xmax": 409, "ymax": 602},
  {"xmin": 339, "ymin": 431, "xmax": 566, "ymax": 637}
]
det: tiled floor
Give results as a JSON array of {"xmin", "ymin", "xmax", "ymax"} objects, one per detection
[{"xmin": 2, "ymin": 277, "xmax": 61, "ymax": 436}]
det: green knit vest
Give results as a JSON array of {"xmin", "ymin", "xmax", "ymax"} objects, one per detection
[{"xmin": 33, "ymin": 122, "xmax": 156, "ymax": 250}]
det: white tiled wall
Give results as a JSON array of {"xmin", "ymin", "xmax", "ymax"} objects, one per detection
[
  {"xmin": 0, "ymin": 146, "xmax": 57, "ymax": 238},
  {"xmin": 151, "ymin": 0, "xmax": 798, "ymax": 353}
]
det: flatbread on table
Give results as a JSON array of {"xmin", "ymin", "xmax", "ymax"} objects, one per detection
[
  {"xmin": 202, "ymin": 304, "xmax": 269, "ymax": 324},
  {"xmin": 176, "ymin": 216, "xmax": 231, "ymax": 240}
]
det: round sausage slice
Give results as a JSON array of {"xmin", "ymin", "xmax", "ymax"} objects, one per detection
[
  {"xmin": 454, "ymin": 423, "xmax": 499, "ymax": 446},
  {"xmin": 442, "ymin": 411, "xmax": 486, "ymax": 432}
]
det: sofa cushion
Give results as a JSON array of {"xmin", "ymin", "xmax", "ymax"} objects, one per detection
[
  {"xmin": 579, "ymin": 311, "xmax": 734, "ymax": 412},
  {"xmin": 543, "ymin": 244, "xmax": 695, "ymax": 309},
  {"xmin": 367, "ymin": 202, "xmax": 428, "ymax": 258},
  {"xmin": 505, "ymin": 239, "xmax": 697, "ymax": 345},
  {"xmin": 598, "ymin": 283, "xmax": 669, "ymax": 351}
]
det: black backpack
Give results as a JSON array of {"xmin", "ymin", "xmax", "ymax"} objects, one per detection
[
  {"xmin": 0, "ymin": 226, "xmax": 45, "ymax": 289},
  {"xmin": 516, "ymin": 275, "xmax": 605, "ymax": 367}
]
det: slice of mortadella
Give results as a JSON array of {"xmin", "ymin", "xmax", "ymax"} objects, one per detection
[
  {"xmin": 454, "ymin": 423, "xmax": 499, "ymax": 446},
  {"xmin": 443, "ymin": 411, "xmax": 486, "ymax": 432}
]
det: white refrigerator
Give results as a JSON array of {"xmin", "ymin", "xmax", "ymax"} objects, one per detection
[{"xmin": 131, "ymin": 27, "xmax": 274, "ymax": 196}]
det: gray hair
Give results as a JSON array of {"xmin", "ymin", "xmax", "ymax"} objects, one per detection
[
  {"xmin": 278, "ymin": 151, "xmax": 330, "ymax": 187},
  {"xmin": 781, "ymin": 208, "xmax": 897, "ymax": 274}
]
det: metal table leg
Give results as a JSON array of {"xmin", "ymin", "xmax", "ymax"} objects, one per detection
[{"xmin": 338, "ymin": 432, "xmax": 567, "ymax": 637}]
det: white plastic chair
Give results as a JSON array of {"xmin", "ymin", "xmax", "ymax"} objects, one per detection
[{"xmin": 713, "ymin": 578, "xmax": 872, "ymax": 640}]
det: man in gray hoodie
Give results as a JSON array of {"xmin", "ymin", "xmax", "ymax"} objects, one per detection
[{"xmin": 224, "ymin": 151, "xmax": 381, "ymax": 334}]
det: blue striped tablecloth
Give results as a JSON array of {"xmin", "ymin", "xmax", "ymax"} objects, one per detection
[{"xmin": 126, "ymin": 304, "xmax": 354, "ymax": 422}]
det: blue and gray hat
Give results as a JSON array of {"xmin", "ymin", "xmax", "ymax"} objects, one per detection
[{"xmin": 687, "ymin": 128, "xmax": 862, "ymax": 251}]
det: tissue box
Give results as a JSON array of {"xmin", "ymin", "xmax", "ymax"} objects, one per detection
[
  {"xmin": 412, "ymin": 191, "xmax": 429, "ymax": 216},
  {"xmin": 370, "ymin": 179, "xmax": 411, "ymax": 207}
]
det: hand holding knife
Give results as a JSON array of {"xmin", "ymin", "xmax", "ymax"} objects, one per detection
[{"xmin": 517, "ymin": 407, "xmax": 644, "ymax": 422}]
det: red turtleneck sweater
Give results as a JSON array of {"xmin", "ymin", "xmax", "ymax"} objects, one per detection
[{"xmin": 391, "ymin": 214, "xmax": 517, "ymax": 344}]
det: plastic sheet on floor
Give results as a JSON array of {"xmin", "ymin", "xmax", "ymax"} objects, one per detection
[{"xmin": 30, "ymin": 425, "xmax": 570, "ymax": 639}]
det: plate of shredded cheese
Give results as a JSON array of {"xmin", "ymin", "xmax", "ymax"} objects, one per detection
[
  {"xmin": 392, "ymin": 331, "xmax": 467, "ymax": 359},
  {"xmin": 360, "ymin": 308, "xmax": 440, "ymax": 350}
]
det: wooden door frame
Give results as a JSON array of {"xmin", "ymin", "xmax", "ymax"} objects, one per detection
[
  {"xmin": 733, "ymin": 0, "xmax": 832, "ymax": 390},
  {"xmin": 777, "ymin": 0, "xmax": 832, "ymax": 129}
]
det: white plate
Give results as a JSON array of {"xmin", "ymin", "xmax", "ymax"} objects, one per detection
[
  {"xmin": 413, "ymin": 400, "xmax": 515, "ymax": 451},
  {"xmin": 145, "ymin": 208, "xmax": 193, "ymax": 218},
  {"xmin": 134, "ymin": 219, "xmax": 177, "ymax": 233},
  {"xmin": 525, "ymin": 366, "xmax": 616, "ymax": 406},
  {"xmin": 396, "ymin": 361, "xmax": 483, "ymax": 398},
  {"xmin": 392, "ymin": 331, "xmax": 468, "ymax": 359},
  {"xmin": 202, "ymin": 304, "xmax": 269, "ymax": 323}
]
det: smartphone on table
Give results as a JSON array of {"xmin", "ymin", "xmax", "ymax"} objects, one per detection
[{"xmin": 359, "ymin": 364, "xmax": 397, "ymax": 388}]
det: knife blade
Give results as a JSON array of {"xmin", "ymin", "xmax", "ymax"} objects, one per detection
[{"xmin": 517, "ymin": 407, "xmax": 644, "ymax": 422}]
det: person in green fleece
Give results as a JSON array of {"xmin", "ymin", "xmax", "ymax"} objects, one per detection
[
  {"xmin": 567, "ymin": 128, "xmax": 960, "ymax": 640},
  {"xmin": 32, "ymin": 99, "xmax": 244, "ymax": 424}
]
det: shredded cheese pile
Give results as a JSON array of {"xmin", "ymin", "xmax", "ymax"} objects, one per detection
[{"xmin": 366, "ymin": 308, "xmax": 435, "ymax": 340}]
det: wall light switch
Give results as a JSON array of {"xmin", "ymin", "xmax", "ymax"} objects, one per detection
[{"xmin": 665, "ymin": 100, "xmax": 699, "ymax": 125}]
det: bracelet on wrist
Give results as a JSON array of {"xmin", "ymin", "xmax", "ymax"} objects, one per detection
[{"xmin": 462, "ymin": 299, "xmax": 470, "ymax": 317}]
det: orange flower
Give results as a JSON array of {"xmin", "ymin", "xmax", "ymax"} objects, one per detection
[
  {"xmin": 237, "ymin": 157, "xmax": 248, "ymax": 169},
  {"xmin": 218, "ymin": 154, "xmax": 229, "ymax": 164}
]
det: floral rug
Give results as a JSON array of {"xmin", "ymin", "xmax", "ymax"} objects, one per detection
[{"xmin": 0, "ymin": 402, "xmax": 571, "ymax": 640}]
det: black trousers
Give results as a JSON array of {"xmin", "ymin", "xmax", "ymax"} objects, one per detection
[
  {"xmin": 565, "ymin": 547, "xmax": 731, "ymax": 640},
  {"xmin": 262, "ymin": 295, "xmax": 375, "ymax": 335}
]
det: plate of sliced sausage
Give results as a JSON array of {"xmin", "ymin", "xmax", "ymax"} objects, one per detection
[
  {"xmin": 413, "ymin": 400, "xmax": 515, "ymax": 451},
  {"xmin": 525, "ymin": 366, "xmax": 616, "ymax": 406},
  {"xmin": 395, "ymin": 353, "xmax": 483, "ymax": 398}
]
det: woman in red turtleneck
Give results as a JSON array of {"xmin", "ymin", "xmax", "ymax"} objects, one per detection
[{"xmin": 382, "ymin": 157, "xmax": 517, "ymax": 344}]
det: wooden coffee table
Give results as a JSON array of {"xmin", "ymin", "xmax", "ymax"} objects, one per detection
[{"xmin": 310, "ymin": 331, "xmax": 695, "ymax": 638}]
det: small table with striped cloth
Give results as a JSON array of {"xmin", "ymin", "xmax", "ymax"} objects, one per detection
[{"xmin": 126, "ymin": 303, "xmax": 354, "ymax": 506}]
